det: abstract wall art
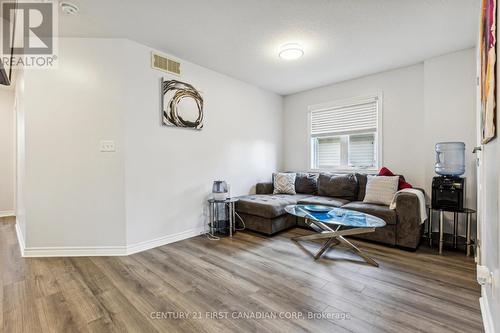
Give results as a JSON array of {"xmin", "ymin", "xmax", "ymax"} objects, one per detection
[
  {"xmin": 162, "ymin": 79, "xmax": 204, "ymax": 130},
  {"xmin": 480, "ymin": 0, "xmax": 497, "ymax": 144}
]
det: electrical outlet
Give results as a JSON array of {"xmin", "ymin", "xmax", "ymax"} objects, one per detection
[
  {"xmin": 100, "ymin": 140, "xmax": 116, "ymax": 152},
  {"xmin": 477, "ymin": 265, "xmax": 493, "ymax": 286}
]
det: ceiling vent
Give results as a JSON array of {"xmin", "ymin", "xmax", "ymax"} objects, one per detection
[{"xmin": 151, "ymin": 52, "xmax": 181, "ymax": 76}]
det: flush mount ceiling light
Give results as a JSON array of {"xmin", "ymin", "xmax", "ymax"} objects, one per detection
[
  {"xmin": 60, "ymin": 2, "xmax": 79, "ymax": 15},
  {"xmin": 278, "ymin": 43, "xmax": 304, "ymax": 60}
]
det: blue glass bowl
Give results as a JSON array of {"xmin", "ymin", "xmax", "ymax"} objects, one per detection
[{"xmin": 302, "ymin": 205, "xmax": 332, "ymax": 213}]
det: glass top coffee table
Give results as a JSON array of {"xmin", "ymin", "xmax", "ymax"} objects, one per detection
[{"xmin": 285, "ymin": 204, "xmax": 386, "ymax": 266}]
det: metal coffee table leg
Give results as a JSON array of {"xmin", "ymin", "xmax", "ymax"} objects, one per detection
[
  {"xmin": 337, "ymin": 236, "xmax": 379, "ymax": 267},
  {"xmin": 313, "ymin": 237, "xmax": 338, "ymax": 259},
  {"xmin": 292, "ymin": 220, "xmax": 378, "ymax": 266}
]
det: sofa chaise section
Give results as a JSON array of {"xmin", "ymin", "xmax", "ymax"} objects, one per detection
[{"xmin": 236, "ymin": 194, "xmax": 311, "ymax": 234}]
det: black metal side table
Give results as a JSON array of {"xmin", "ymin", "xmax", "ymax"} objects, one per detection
[
  {"xmin": 208, "ymin": 198, "xmax": 238, "ymax": 237},
  {"xmin": 427, "ymin": 207, "xmax": 476, "ymax": 256}
]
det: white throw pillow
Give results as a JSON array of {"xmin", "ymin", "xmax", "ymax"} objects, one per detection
[
  {"xmin": 273, "ymin": 173, "xmax": 297, "ymax": 195},
  {"xmin": 363, "ymin": 175, "xmax": 399, "ymax": 206}
]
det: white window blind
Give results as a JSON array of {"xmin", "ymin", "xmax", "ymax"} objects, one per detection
[
  {"xmin": 348, "ymin": 134, "xmax": 375, "ymax": 167},
  {"xmin": 310, "ymin": 98, "xmax": 378, "ymax": 137},
  {"xmin": 316, "ymin": 137, "xmax": 341, "ymax": 167}
]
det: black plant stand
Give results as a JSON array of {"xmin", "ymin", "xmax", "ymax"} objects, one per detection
[
  {"xmin": 426, "ymin": 207, "xmax": 476, "ymax": 256},
  {"xmin": 207, "ymin": 198, "xmax": 238, "ymax": 237}
]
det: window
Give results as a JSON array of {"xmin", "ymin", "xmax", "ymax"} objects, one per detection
[{"xmin": 310, "ymin": 95, "xmax": 381, "ymax": 170}]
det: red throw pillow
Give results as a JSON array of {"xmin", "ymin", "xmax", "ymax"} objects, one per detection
[
  {"xmin": 378, "ymin": 167, "xmax": 412, "ymax": 190},
  {"xmin": 378, "ymin": 167, "xmax": 394, "ymax": 177},
  {"xmin": 399, "ymin": 180, "xmax": 413, "ymax": 190}
]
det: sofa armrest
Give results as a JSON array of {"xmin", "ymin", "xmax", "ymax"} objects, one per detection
[
  {"xmin": 256, "ymin": 182, "xmax": 273, "ymax": 194},
  {"xmin": 395, "ymin": 191, "xmax": 423, "ymax": 250},
  {"xmin": 413, "ymin": 187, "xmax": 426, "ymax": 196}
]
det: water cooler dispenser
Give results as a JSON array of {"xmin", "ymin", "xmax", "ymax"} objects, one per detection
[{"xmin": 432, "ymin": 142, "xmax": 465, "ymax": 211}]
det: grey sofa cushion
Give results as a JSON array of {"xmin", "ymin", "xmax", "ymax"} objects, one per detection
[
  {"xmin": 317, "ymin": 173, "xmax": 358, "ymax": 200},
  {"xmin": 297, "ymin": 196, "xmax": 350, "ymax": 207},
  {"xmin": 295, "ymin": 173, "xmax": 319, "ymax": 194},
  {"xmin": 256, "ymin": 182, "xmax": 273, "ymax": 194},
  {"xmin": 236, "ymin": 194, "xmax": 311, "ymax": 219},
  {"xmin": 342, "ymin": 201, "xmax": 397, "ymax": 225},
  {"xmin": 355, "ymin": 173, "xmax": 368, "ymax": 201}
]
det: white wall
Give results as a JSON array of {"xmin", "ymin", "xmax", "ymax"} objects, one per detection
[
  {"xmin": 283, "ymin": 63, "xmax": 426, "ymax": 187},
  {"xmin": 0, "ymin": 88, "xmax": 15, "ymax": 215},
  {"xmin": 19, "ymin": 38, "xmax": 282, "ymax": 250},
  {"xmin": 22, "ymin": 39, "xmax": 127, "ymax": 248},
  {"xmin": 123, "ymin": 40, "xmax": 282, "ymax": 245},
  {"xmin": 479, "ymin": 7, "xmax": 500, "ymax": 331},
  {"xmin": 480, "ymin": 106, "xmax": 499, "ymax": 332},
  {"xmin": 424, "ymin": 49, "xmax": 477, "ymax": 235}
]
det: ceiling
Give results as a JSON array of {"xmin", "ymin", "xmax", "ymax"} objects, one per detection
[{"xmin": 59, "ymin": 0, "xmax": 478, "ymax": 95}]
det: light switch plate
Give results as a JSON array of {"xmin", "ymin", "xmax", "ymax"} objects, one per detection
[{"xmin": 100, "ymin": 140, "xmax": 116, "ymax": 152}]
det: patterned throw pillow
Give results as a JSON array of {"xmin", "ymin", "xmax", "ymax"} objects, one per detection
[
  {"xmin": 273, "ymin": 173, "xmax": 297, "ymax": 195},
  {"xmin": 363, "ymin": 175, "xmax": 399, "ymax": 206}
]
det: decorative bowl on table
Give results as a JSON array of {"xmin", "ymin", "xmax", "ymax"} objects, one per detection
[{"xmin": 302, "ymin": 205, "xmax": 332, "ymax": 213}]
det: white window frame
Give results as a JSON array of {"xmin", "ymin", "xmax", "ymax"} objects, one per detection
[{"xmin": 307, "ymin": 93, "xmax": 383, "ymax": 172}]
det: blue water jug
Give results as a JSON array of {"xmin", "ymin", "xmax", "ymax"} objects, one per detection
[{"xmin": 435, "ymin": 142, "xmax": 465, "ymax": 176}]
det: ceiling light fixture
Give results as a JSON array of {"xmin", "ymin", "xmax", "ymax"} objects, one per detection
[
  {"xmin": 60, "ymin": 2, "xmax": 79, "ymax": 15},
  {"xmin": 278, "ymin": 43, "xmax": 304, "ymax": 60}
]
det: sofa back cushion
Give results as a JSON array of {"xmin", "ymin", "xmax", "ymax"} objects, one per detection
[
  {"xmin": 317, "ymin": 173, "xmax": 358, "ymax": 200},
  {"xmin": 295, "ymin": 172, "xmax": 319, "ymax": 194}
]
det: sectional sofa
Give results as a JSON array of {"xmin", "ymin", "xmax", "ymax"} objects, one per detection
[{"xmin": 235, "ymin": 172, "xmax": 424, "ymax": 250}]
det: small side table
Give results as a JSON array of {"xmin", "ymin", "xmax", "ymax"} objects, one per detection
[
  {"xmin": 428, "ymin": 207, "xmax": 476, "ymax": 255},
  {"xmin": 208, "ymin": 198, "xmax": 238, "ymax": 237}
]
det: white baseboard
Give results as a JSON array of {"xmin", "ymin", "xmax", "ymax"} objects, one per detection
[
  {"xmin": 126, "ymin": 227, "xmax": 205, "ymax": 255},
  {"xmin": 23, "ymin": 246, "xmax": 127, "ymax": 257},
  {"xmin": 480, "ymin": 291, "xmax": 495, "ymax": 333},
  {"xmin": 0, "ymin": 210, "xmax": 15, "ymax": 217},
  {"xmin": 18, "ymin": 226, "xmax": 205, "ymax": 257}
]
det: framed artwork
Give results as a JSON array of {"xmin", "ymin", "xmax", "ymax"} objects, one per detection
[
  {"xmin": 162, "ymin": 79, "xmax": 204, "ymax": 130},
  {"xmin": 480, "ymin": 0, "xmax": 497, "ymax": 144}
]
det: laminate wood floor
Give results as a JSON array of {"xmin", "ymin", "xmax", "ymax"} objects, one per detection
[{"xmin": 1, "ymin": 217, "xmax": 483, "ymax": 332}]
